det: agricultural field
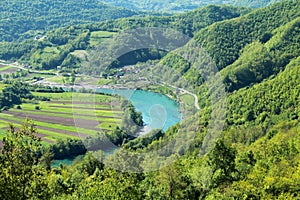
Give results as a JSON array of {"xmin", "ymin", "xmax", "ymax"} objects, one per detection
[
  {"xmin": 0, "ymin": 64, "xmax": 18, "ymax": 74},
  {"xmin": 0, "ymin": 91, "xmax": 123, "ymax": 146}
]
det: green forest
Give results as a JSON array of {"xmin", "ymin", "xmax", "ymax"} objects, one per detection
[
  {"xmin": 0, "ymin": 0, "xmax": 140, "ymax": 42},
  {"xmin": 101, "ymin": 0, "xmax": 278, "ymax": 12},
  {"xmin": 0, "ymin": 5, "xmax": 250, "ymax": 70},
  {"xmin": 0, "ymin": 0, "xmax": 300, "ymax": 199}
]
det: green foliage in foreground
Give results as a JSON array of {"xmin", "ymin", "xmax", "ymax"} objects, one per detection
[
  {"xmin": 0, "ymin": 119, "xmax": 299, "ymax": 199},
  {"xmin": 0, "ymin": 120, "xmax": 51, "ymax": 199}
]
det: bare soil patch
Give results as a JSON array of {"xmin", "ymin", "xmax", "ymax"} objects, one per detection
[{"xmin": 3, "ymin": 111, "xmax": 102, "ymax": 131}]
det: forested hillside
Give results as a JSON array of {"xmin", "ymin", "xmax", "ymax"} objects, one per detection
[
  {"xmin": 194, "ymin": 0, "xmax": 300, "ymax": 70},
  {"xmin": 0, "ymin": 0, "xmax": 139, "ymax": 42},
  {"xmin": 233, "ymin": 0, "xmax": 280, "ymax": 7},
  {"xmin": 101, "ymin": 0, "xmax": 279, "ymax": 12},
  {"xmin": 158, "ymin": 0, "xmax": 300, "ymax": 92},
  {"xmin": 0, "ymin": 5, "xmax": 249, "ymax": 70}
]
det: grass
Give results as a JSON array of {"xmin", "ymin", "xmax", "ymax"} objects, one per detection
[
  {"xmin": 179, "ymin": 94, "xmax": 195, "ymax": 107},
  {"xmin": 98, "ymin": 78, "xmax": 112, "ymax": 85},
  {"xmin": 97, "ymin": 122, "xmax": 118, "ymax": 131},
  {"xmin": 0, "ymin": 130, "xmax": 6, "ymax": 141},
  {"xmin": 43, "ymin": 47, "xmax": 60, "ymax": 54},
  {"xmin": 89, "ymin": 31, "xmax": 116, "ymax": 46},
  {"xmin": 33, "ymin": 92, "xmax": 114, "ymax": 102},
  {"xmin": 0, "ymin": 118, "xmax": 77, "ymax": 140},
  {"xmin": 44, "ymin": 75, "xmax": 65, "ymax": 84},
  {"xmin": 10, "ymin": 106, "xmax": 121, "ymax": 120},
  {"xmin": 0, "ymin": 83, "xmax": 7, "ymax": 91},
  {"xmin": 28, "ymin": 72, "xmax": 56, "ymax": 78},
  {"xmin": 40, "ymin": 47, "xmax": 60, "ymax": 60},
  {"xmin": 0, "ymin": 110, "xmax": 114, "ymax": 136},
  {"xmin": 71, "ymin": 50, "xmax": 88, "ymax": 59},
  {"xmin": 0, "ymin": 65, "xmax": 13, "ymax": 72}
]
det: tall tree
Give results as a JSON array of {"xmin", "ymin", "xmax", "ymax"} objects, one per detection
[{"xmin": 0, "ymin": 120, "xmax": 50, "ymax": 199}]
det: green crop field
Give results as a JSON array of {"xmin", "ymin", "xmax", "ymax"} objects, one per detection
[
  {"xmin": 89, "ymin": 31, "xmax": 116, "ymax": 46},
  {"xmin": 43, "ymin": 75, "xmax": 65, "ymax": 84},
  {"xmin": 0, "ymin": 91, "xmax": 123, "ymax": 144}
]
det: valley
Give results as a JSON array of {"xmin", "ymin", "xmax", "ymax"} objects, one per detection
[{"xmin": 0, "ymin": 1, "xmax": 299, "ymax": 199}]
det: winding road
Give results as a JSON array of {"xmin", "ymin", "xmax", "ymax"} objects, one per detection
[{"xmin": 160, "ymin": 81, "xmax": 200, "ymax": 110}]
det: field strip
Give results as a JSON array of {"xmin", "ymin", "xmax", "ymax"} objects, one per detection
[
  {"xmin": 0, "ymin": 120, "xmax": 73, "ymax": 144},
  {"xmin": 51, "ymin": 101, "xmax": 112, "ymax": 105},
  {"xmin": 47, "ymin": 102, "xmax": 113, "ymax": 109},
  {"xmin": 32, "ymin": 92, "xmax": 113, "ymax": 102},
  {"xmin": 60, "ymin": 104, "xmax": 112, "ymax": 109},
  {"xmin": 10, "ymin": 109, "xmax": 120, "ymax": 121},
  {"xmin": 4, "ymin": 111, "xmax": 101, "ymax": 129},
  {"xmin": 0, "ymin": 113, "xmax": 117, "ymax": 135},
  {"xmin": 0, "ymin": 113, "xmax": 103, "ymax": 134},
  {"xmin": 21, "ymin": 104, "xmax": 122, "ymax": 116},
  {"xmin": 49, "ymin": 105, "xmax": 117, "ymax": 111},
  {"xmin": 7, "ymin": 109, "xmax": 122, "ymax": 124},
  {"xmin": 22, "ymin": 108, "xmax": 121, "ymax": 119},
  {"xmin": 0, "ymin": 118, "xmax": 87, "ymax": 139},
  {"xmin": 0, "ymin": 65, "xmax": 12, "ymax": 72}
]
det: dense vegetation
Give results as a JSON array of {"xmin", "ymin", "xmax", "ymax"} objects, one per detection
[
  {"xmin": 0, "ymin": 0, "xmax": 299, "ymax": 199},
  {"xmin": 193, "ymin": 0, "xmax": 300, "ymax": 70},
  {"xmin": 0, "ymin": 5, "xmax": 249, "ymax": 70},
  {"xmin": 0, "ymin": 82, "xmax": 34, "ymax": 110},
  {"xmin": 0, "ymin": 0, "xmax": 139, "ymax": 42},
  {"xmin": 233, "ymin": 0, "xmax": 280, "ymax": 8},
  {"xmin": 0, "ymin": 82, "xmax": 67, "ymax": 110},
  {"xmin": 101, "ymin": 0, "xmax": 278, "ymax": 12}
]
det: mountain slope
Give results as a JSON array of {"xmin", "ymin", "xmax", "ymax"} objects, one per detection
[
  {"xmin": 100, "ymin": 0, "xmax": 279, "ymax": 12},
  {"xmin": 220, "ymin": 16, "xmax": 300, "ymax": 91},
  {"xmin": 194, "ymin": 0, "xmax": 300, "ymax": 70},
  {"xmin": 0, "ymin": 0, "xmax": 139, "ymax": 42},
  {"xmin": 233, "ymin": 0, "xmax": 281, "ymax": 8},
  {"xmin": 0, "ymin": 5, "xmax": 249, "ymax": 69}
]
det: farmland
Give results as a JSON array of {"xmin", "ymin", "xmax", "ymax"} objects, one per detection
[
  {"xmin": 0, "ymin": 64, "xmax": 18, "ymax": 74},
  {"xmin": 0, "ymin": 90, "xmax": 123, "ymax": 145}
]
